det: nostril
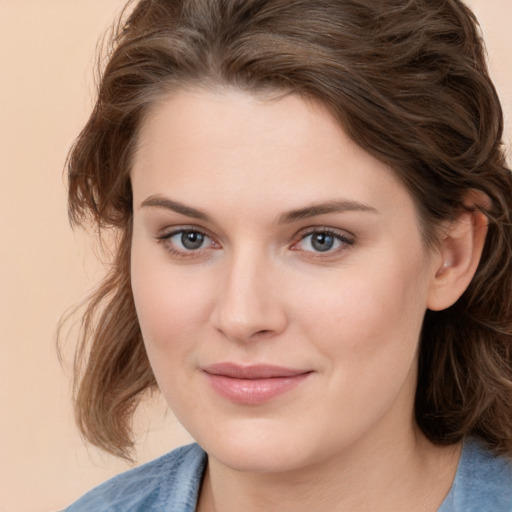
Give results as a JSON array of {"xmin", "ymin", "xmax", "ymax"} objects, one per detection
[{"xmin": 250, "ymin": 329, "xmax": 274, "ymax": 339}]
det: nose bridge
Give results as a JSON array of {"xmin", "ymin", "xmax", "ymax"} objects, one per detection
[{"xmin": 212, "ymin": 243, "xmax": 286, "ymax": 341}]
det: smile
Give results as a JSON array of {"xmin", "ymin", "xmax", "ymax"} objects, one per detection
[{"xmin": 202, "ymin": 363, "xmax": 313, "ymax": 405}]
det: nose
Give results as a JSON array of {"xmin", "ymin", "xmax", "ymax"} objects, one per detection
[{"xmin": 211, "ymin": 249, "xmax": 288, "ymax": 342}]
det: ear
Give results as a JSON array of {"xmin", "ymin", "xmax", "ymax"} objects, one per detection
[{"xmin": 427, "ymin": 190, "xmax": 490, "ymax": 311}]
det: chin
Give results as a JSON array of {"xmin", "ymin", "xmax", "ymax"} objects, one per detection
[
  {"xmin": 192, "ymin": 418, "xmax": 324, "ymax": 474},
  {"xmin": 210, "ymin": 441, "xmax": 305, "ymax": 474}
]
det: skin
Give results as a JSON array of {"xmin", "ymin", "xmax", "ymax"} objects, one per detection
[{"xmin": 130, "ymin": 88, "xmax": 486, "ymax": 511}]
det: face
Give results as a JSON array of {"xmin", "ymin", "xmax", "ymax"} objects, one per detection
[{"xmin": 130, "ymin": 88, "xmax": 439, "ymax": 473}]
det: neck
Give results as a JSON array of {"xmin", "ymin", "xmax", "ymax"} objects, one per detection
[{"xmin": 197, "ymin": 427, "xmax": 461, "ymax": 512}]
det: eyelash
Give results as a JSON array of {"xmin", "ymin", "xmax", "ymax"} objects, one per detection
[{"xmin": 156, "ymin": 227, "xmax": 354, "ymax": 260}]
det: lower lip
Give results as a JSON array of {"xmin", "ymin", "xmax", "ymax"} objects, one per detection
[{"xmin": 205, "ymin": 373, "xmax": 311, "ymax": 405}]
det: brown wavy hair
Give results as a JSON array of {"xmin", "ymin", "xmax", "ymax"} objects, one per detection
[{"xmin": 65, "ymin": 0, "xmax": 512, "ymax": 461}]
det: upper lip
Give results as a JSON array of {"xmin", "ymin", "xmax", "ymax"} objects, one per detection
[{"xmin": 202, "ymin": 363, "xmax": 311, "ymax": 379}]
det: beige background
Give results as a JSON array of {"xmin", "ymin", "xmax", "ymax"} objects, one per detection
[{"xmin": 0, "ymin": 1, "xmax": 510, "ymax": 511}]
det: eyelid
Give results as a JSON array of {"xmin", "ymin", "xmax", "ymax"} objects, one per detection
[
  {"xmin": 294, "ymin": 226, "xmax": 355, "ymax": 242},
  {"xmin": 156, "ymin": 222, "xmax": 223, "ymax": 243},
  {"xmin": 156, "ymin": 222, "xmax": 211, "ymax": 238}
]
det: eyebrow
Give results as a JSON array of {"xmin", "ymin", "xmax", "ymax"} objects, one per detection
[
  {"xmin": 140, "ymin": 196, "xmax": 210, "ymax": 221},
  {"xmin": 277, "ymin": 199, "xmax": 378, "ymax": 224},
  {"xmin": 140, "ymin": 195, "xmax": 378, "ymax": 223}
]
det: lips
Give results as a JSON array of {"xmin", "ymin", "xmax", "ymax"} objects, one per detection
[{"xmin": 202, "ymin": 363, "xmax": 312, "ymax": 405}]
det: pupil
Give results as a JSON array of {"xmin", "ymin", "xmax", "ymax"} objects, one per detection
[
  {"xmin": 181, "ymin": 231, "xmax": 204, "ymax": 250},
  {"xmin": 312, "ymin": 233, "xmax": 334, "ymax": 252}
]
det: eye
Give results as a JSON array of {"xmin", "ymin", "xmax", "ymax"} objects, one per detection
[
  {"xmin": 157, "ymin": 228, "xmax": 218, "ymax": 258},
  {"xmin": 293, "ymin": 229, "xmax": 354, "ymax": 254}
]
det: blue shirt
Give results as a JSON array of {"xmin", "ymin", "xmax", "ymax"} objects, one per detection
[{"xmin": 65, "ymin": 438, "xmax": 512, "ymax": 511}]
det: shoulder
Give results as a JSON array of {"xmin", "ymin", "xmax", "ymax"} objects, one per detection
[
  {"xmin": 439, "ymin": 438, "xmax": 512, "ymax": 512},
  {"xmin": 64, "ymin": 443, "xmax": 207, "ymax": 512}
]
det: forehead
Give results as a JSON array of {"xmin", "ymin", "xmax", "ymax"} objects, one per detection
[{"xmin": 131, "ymin": 88, "xmax": 416, "ymax": 223}]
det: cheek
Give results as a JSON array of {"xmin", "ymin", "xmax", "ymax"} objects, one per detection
[
  {"xmin": 296, "ymin": 251, "xmax": 429, "ymax": 362},
  {"xmin": 130, "ymin": 243, "xmax": 211, "ymax": 366}
]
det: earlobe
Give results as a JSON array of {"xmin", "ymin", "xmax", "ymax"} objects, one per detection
[{"xmin": 427, "ymin": 191, "xmax": 490, "ymax": 311}]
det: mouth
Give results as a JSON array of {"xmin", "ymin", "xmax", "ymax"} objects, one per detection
[{"xmin": 202, "ymin": 363, "xmax": 313, "ymax": 405}]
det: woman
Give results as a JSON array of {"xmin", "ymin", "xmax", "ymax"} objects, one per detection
[{"xmin": 63, "ymin": 0, "xmax": 512, "ymax": 510}]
